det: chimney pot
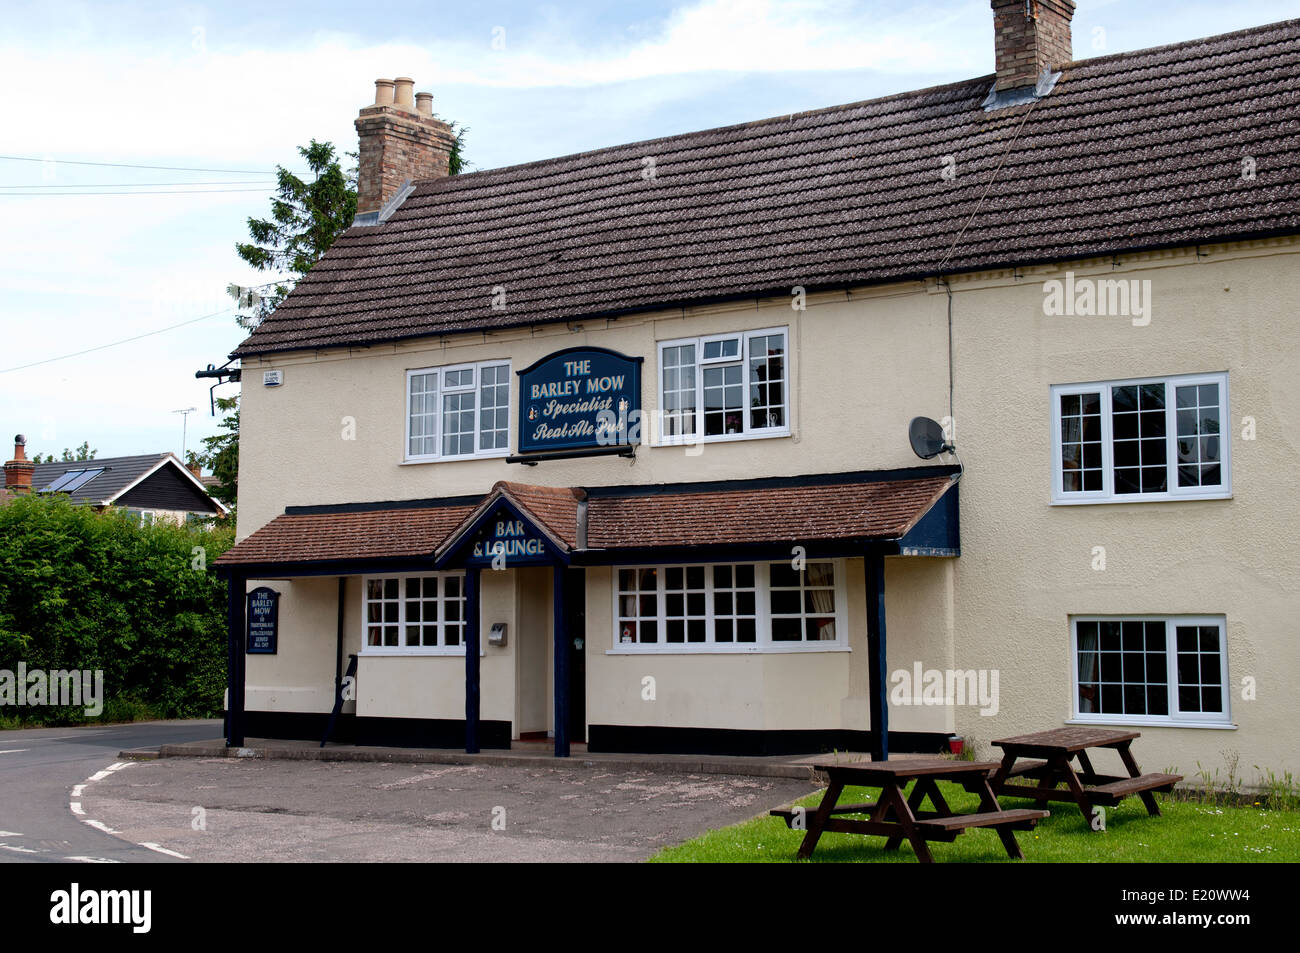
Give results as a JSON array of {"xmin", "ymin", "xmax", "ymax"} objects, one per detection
[
  {"xmin": 355, "ymin": 76, "xmax": 456, "ymax": 215},
  {"xmin": 5, "ymin": 433, "xmax": 34, "ymax": 494},
  {"xmin": 393, "ymin": 77, "xmax": 415, "ymax": 110}
]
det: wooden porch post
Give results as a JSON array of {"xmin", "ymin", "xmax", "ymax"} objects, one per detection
[
  {"xmin": 553, "ymin": 567, "xmax": 569, "ymax": 758},
  {"xmin": 465, "ymin": 566, "xmax": 481, "ymax": 754},
  {"xmin": 225, "ymin": 573, "xmax": 246, "ymax": 747},
  {"xmin": 865, "ymin": 548, "xmax": 889, "ymax": 761}
]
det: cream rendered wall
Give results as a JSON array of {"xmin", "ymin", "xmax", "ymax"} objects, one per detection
[
  {"xmin": 244, "ymin": 575, "xmax": 340, "ymax": 713},
  {"xmin": 946, "ymin": 241, "xmax": 1300, "ymax": 782}
]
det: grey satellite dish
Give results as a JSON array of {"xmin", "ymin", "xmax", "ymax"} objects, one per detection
[{"xmin": 909, "ymin": 416, "xmax": 954, "ymax": 459}]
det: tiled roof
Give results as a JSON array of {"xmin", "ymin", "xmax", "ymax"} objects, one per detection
[
  {"xmin": 214, "ymin": 505, "xmax": 475, "ymax": 566},
  {"xmin": 215, "ymin": 472, "xmax": 954, "ymax": 567},
  {"xmin": 586, "ymin": 476, "xmax": 951, "ymax": 549},
  {"xmin": 235, "ymin": 19, "xmax": 1300, "ymax": 357},
  {"xmin": 31, "ymin": 453, "xmax": 171, "ymax": 504}
]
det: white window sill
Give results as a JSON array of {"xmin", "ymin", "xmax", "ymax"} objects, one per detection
[
  {"xmin": 1051, "ymin": 492, "xmax": 1232, "ymax": 506},
  {"xmin": 360, "ymin": 649, "xmax": 485, "ymax": 658},
  {"xmin": 1066, "ymin": 717, "xmax": 1236, "ymax": 730},
  {"xmin": 653, "ymin": 429, "xmax": 790, "ymax": 449},
  {"xmin": 400, "ymin": 451, "xmax": 511, "ymax": 465},
  {"xmin": 606, "ymin": 644, "xmax": 850, "ymax": 655}
]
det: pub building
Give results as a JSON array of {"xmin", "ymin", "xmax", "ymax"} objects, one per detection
[{"xmin": 213, "ymin": 5, "xmax": 1300, "ymax": 777}]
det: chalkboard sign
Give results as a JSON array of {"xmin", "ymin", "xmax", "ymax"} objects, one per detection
[
  {"xmin": 246, "ymin": 587, "xmax": 280, "ymax": 655},
  {"xmin": 517, "ymin": 347, "xmax": 642, "ymax": 455}
]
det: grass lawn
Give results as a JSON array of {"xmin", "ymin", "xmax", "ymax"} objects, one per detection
[{"xmin": 651, "ymin": 783, "xmax": 1300, "ymax": 863}]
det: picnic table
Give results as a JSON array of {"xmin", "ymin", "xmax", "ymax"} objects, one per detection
[
  {"xmin": 771, "ymin": 759, "xmax": 1048, "ymax": 863},
  {"xmin": 990, "ymin": 727, "xmax": 1181, "ymax": 827}
]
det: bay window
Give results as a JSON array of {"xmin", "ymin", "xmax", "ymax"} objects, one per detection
[{"xmin": 613, "ymin": 560, "xmax": 844, "ymax": 651}]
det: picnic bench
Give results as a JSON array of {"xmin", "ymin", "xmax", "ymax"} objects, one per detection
[
  {"xmin": 990, "ymin": 727, "xmax": 1181, "ymax": 827},
  {"xmin": 771, "ymin": 759, "xmax": 1048, "ymax": 863}
]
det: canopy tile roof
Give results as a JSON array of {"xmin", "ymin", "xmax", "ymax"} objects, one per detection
[{"xmin": 235, "ymin": 19, "xmax": 1300, "ymax": 357}]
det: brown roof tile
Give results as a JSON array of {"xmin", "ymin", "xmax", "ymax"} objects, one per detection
[
  {"xmin": 586, "ymin": 476, "xmax": 952, "ymax": 549},
  {"xmin": 214, "ymin": 505, "xmax": 474, "ymax": 566},
  {"xmin": 235, "ymin": 20, "xmax": 1300, "ymax": 357}
]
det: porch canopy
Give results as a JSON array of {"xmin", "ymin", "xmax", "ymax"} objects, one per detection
[{"xmin": 215, "ymin": 465, "xmax": 960, "ymax": 758}]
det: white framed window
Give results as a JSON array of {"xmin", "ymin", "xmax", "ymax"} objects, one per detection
[
  {"xmin": 362, "ymin": 573, "xmax": 466, "ymax": 655},
  {"xmin": 1070, "ymin": 616, "xmax": 1230, "ymax": 727},
  {"xmin": 405, "ymin": 360, "xmax": 511, "ymax": 461},
  {"xmin": 657, "ymin": 328, "xmax": 789, "ymax": 444},
  {"xmin": 612, "ymin": 560, "xmax": 845, "ymax": 653},
  {"xmin": 1050, "ymin": 372, "xmax": 1230, "ymax": 503}
]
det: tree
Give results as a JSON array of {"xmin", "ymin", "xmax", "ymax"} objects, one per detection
[
  {"xmin": 32, "ymin": 441, "xmax": 96, "ymax": 464},
  {"xmin": 197, "ymin": 396, "xmax": 238, "ymax": 511}
]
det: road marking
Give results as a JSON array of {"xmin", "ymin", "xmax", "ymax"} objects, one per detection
[
  {"xmin": 66, "ymin": 856, "xmax": 120, "ymax": 864},
  {"xmin": 0, "ymin": 749, "xmax": 29, "ymax": 754},
  {"xmin": 82, "ymin": 819, "xmax": 118, "ymax": 835},
  {"xmin": 70, "ymin": 801, "xmax": 85, "ymax": 816},
  {"xmin": 71, "ymin": 784, "xmax": 86, "ymax": 798},
  {"xmin": 139, "ymin": 842, "xmax": 189, "ymax": 859},
  {"xmin": 0, "ymin": 830, "xmax": 23, "ymax": 837},
  {"xmin": 0, "ymin": 843, "xmax": 42, "ymax": 854}
]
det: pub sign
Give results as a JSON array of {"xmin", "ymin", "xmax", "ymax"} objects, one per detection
[
  {"xmin": 517, "ymin": 347, "xmax": 643, "ymax": 455},
  {"xmin": 246, "ymin": 586, "xmax": 280, "ymax": 655}
]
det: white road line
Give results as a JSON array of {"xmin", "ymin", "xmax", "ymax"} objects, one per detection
[
  {"xmin": 86, "ymin": 770, "xmax": 113, "ymax": 782},
  {"xmin": 0, "ymin": 830, "xmax": 23, "ymax": 837},
  {"xmin": 0, "ymin": 843, "xmax": 42, "ymax": 854},
  {"xmin": 66, "ymin": 856, "xmax": 120, "ymax": 864},
  {"xmin": 71, "ymin": 784, "xmax": 86, "ymax": 798},
  {"xmin": 70, "ymin": 801, "xmax": 85, "ymax": 816},
  {"xmin": 0, "ymin": 749, "xmax": 30, "ymax": 754},
  {"xmin": 82, "ymin": 819, "xmax": 118, "ymax": 835},
  {"xmin": 138, "ymin": 842, "xmax": 189, "ymax": 859}
]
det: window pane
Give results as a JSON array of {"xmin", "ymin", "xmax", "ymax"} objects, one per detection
[
  {"xmin": 749, "ymin": 332, "xmax": 786, "ymax": 430},
  {"xmin": 1112, "ymin": 382, "xmax": 1165, "ymax": 494},
  {"xmin": 1060, "ymin": 391, "xmax": 1103, "ymax": 493}
]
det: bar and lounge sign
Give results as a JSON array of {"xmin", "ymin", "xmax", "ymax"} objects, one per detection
[
  {"xmin": 246, "ymin": 587, "xmax": 279, "ymax": 655},
  {"xmin": 517, "ymin": 347, "xmax": 642, "ymax": 455}
]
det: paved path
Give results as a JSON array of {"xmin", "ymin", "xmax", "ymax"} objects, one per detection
[
  {"xmin": 0, "ymin": 720, "xmax": 221, "ymax": 864},
  {"xmin": 82, "ymin": 756, "xmax": 820, "ymax": 862}
]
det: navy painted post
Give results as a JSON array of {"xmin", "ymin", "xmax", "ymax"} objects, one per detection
[
  {"xmin": 226, "ymin": 574, "xmax": 246, "ymax": 747},
  {"xmin": 465, "ymin": 567, "xmax": 481, "ymax": 754},
  {"xmin": 864, "ymin": 548, "xmax": 888, "ymax": 762},
  {"xmin": 553, "ymin": 568, "xmax": 569, "ymax": 758}
]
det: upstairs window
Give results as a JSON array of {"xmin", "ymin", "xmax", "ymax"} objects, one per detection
[
  {"xmin": 658, "ymin": 328, "xmax": 789, "ymax": 443},
  {"xmin": 1050, "ymin": 373, "xmax": 1229, "ymax": 503},
  {"xmin": 406, "ymin": 360, "xmax": 510, "ymax": 461}
]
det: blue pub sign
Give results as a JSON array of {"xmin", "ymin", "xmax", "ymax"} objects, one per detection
[
  {"xmin": 246, "ymin": 586, "xmax": 279, "ymax": 654},
  {"xmin": 464, "ymin": 509, "xmax": 553, "ymax": 567},
  {"xmin": 517, "ymin": 347, "xmax": 643, "ymax": 455}
]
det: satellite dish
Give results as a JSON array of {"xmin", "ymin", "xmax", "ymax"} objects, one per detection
[{"xmin": 909, "ymin": 416, "xmax": 953, "ymax": 459}]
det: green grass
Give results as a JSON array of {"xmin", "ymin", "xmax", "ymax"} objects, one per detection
[{"xmin": 651, "ymin": 783, "xmax": 1300, "ymax": 863}]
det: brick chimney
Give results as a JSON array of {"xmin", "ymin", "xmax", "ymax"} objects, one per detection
[
  {"xmin": 4, "ymin": 434, "xmax": 34, "ymax": 494},
  {"xmin": 991, "ymin": 0, "xmax": 1075, "ymax": 93},
  {"xmin": 355, "ymin": 77, "xmax": 456, "ymax": 216}
]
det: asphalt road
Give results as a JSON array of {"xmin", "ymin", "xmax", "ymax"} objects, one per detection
[{"xmin": 0, "ymin": 719, "xmax": 221, "ymax": 864}]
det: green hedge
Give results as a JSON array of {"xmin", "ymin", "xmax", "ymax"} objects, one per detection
[{"xmin": 0, "ymin": 494, "xmax": 234, "ymax": 726}]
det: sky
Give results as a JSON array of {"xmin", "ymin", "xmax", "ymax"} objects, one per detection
[{"xmin": 2, "ymin": 0, "xmax": 1297, "ymax": 462}]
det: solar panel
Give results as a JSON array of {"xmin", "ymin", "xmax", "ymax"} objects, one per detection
[{"xmin": 38, "ymin": 467, "xmax": 105, "ymax": 494}]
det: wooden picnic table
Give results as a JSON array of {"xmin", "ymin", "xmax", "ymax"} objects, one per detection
[
  {"xmin": 990, "ymin": 727, "xmax": 1181, "ymax": 827},
  {"xmin": 771, "ymin": 759, "xmax": 1048, "ymax": 863}
]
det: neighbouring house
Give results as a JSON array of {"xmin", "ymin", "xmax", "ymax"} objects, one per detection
[
  {"xmin": 212, "ymin": 2, "xmax": 1299, "ymax": 781},
  {"xmin": 2, "ymin": 435, "xmax": 228, "ymax": 523}
]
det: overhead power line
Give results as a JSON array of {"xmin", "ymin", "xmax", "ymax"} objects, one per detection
[
  {"xmin": 0, "ymin": 308, "xmax": 238, "ymax": 374},
  {"xmin": 0, "ymin": 180, "xmax": 277, "ymax": 188},
  {"xmin": 0, "ymin": 154, "xmax": 282, "ymax": 174},
  {"xmin": 0, "ymin": 187, "xmax": 277, "ymax": 196}
]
